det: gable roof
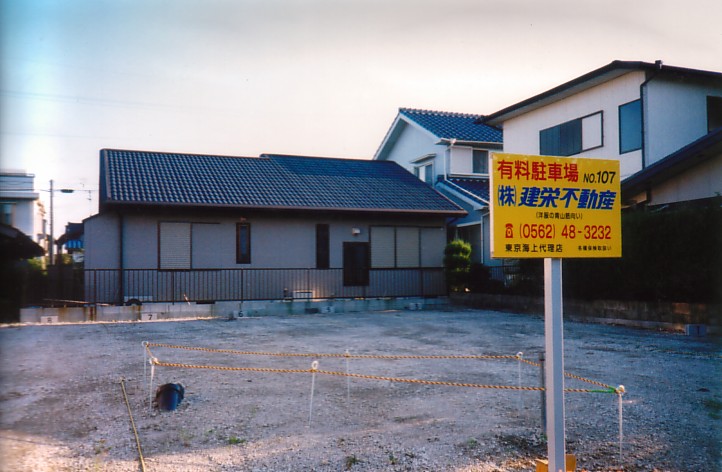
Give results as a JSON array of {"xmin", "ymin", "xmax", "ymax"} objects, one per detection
[
  {"xmin": 621, "ymin": 127, "xmax": 722, "ymax": 203},
  {"xmin": 374, "ymin": 108, "xmax": 502, "ymax": 161},
  {"xmin": 99, "ymin": 149, "xmax": 466, "ymax": 216},
  {"xmin": 483, "ymin": 60, "xmax": 722, "ymax": 125},
  {"xmin": 399, "ymin": 108, "xmax": 503, "ymax": 143}
]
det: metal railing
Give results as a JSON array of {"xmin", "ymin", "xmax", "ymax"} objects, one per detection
[{"xmin": 84, "ymin": 267, "xmax": 446, "ymax": 304}]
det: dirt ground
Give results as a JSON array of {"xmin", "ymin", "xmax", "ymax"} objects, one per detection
[{"xmin": 0, "ymin": 309, "xmax": 720, "ymax": 472}]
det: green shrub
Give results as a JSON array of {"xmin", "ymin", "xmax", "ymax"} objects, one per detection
[{"xmin": 444, "ymin": 239, "xmax": 472, "ymax": 292}]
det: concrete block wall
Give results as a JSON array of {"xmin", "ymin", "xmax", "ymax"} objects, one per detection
[
  {"xmin": 19, "ymin": 297, "xmax": 449, "ymax": 323},
  {"xmin": 450, "ymin": 293, "xmax": 721, "ymax": 334}
]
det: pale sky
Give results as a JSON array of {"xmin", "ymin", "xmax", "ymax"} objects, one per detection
[{"xmin": 2, "ymin": 0, "xmax": 721, "ymax": 232}]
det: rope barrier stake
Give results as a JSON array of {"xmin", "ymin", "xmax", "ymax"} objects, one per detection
[
  {"xmin": 309, "ymin": 360, "xmax": 319, "ymax": 428},
  {"xmin": 617, "ymin": 385, "xmax": 625, "ymax": 467},
  {"xmin": 149, "ymin": 358, "xmax": 156, "ymax": 413},
  {"xmin": 142, "ymin": 341, "xmax": 148, "ymax": 389},
  {"xmin": 539, "ymin": 352, "xmax": 546, "ymax": 431},
  {"xmin": 345, "ymin": 349, "xmax": 351, "ymax": 406},
  {"xmin": 516, "ymin": 352, "xmax": 524, "ymax": 412}
]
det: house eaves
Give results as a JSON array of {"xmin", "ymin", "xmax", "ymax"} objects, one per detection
[
  {"xmin": 436, "ymin": 138, "xmax": 504, "ymax": 149},
  {"xmin": 437, "ymin": 178, "xmax": 490, "ymax": 207},
  {"xmin": 0, "ymin": 222, "xmax": 45, "ymax": 259},
  {"xmin": 483, "ymin": 60, "xmax": 722, "ymax": 126},
  {"xmin": 621, "ymin": 127, "xmax": 722, "ymax": 202},
  {"xmin": 373, "ymin": 112, "xmax": 439, "ymax": 161}
]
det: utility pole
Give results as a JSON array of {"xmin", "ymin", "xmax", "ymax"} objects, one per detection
[{"xmin": 49, "ymin": 179, "xmax": 54, "ymax": 265}]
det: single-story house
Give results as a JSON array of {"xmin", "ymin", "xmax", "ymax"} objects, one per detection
[{"xmin": 84, "ymin": 149, "xmax": 466, "ymax": 304}]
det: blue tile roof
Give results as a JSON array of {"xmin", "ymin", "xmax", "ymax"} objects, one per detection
[
  {"xmin": 100, "ymin": 149, "xmax": 465, "ymax": 215},
  {"xmin": 438, "ymin": 177, "xmax": 490, "ymax": 205},
  {"xmin": 400, "ymin": 108, "xmax": 502, "ymax": 143}
]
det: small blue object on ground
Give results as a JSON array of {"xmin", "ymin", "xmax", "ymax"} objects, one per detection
[{"xmin": 155, "ymin": 383, "xmax": 185, "ymax": 411}]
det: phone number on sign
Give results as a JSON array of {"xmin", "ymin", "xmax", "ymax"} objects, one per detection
[{"xmin": 516, "ymin": 224, "xmax": 612, "ymax": 240}]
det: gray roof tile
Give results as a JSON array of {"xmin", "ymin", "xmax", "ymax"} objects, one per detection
[
  {"xmin": 100, "ymin": 149, "xmax": 465, "ymax": 215},
  {"xmin": 439, "ymin": 177, "xmax": 490, "ymax": 205},
  {"xmin": 400, "ymin": 108, "xmax": 502, "ymax": 143}
]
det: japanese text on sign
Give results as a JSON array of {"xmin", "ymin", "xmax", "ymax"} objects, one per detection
[{"xmin": 490, "ymin": 153, "xmax": 622, "ymax": 259}]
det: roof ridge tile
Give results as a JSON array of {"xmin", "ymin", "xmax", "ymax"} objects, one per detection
[{"xmin": 400, "ymin": 107, "xmax": 484, "ymax": 119}]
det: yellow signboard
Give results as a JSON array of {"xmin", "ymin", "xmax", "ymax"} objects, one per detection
[{"xmin": 490, "ymin": 153, "xmax": 621, "ymax": 258}]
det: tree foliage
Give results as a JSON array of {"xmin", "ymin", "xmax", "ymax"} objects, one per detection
[
  {"xmin": 467, "ymin": 199, "xmax": 721, "ymax": 304},
  {"xmin": 564, "ymin": 200, "xmax": 722, "ymax": 303}
]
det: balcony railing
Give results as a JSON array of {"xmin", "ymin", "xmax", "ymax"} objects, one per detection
[{"xmin": 83, "ymin": 268, "xmax": 447, "ymax": 305}]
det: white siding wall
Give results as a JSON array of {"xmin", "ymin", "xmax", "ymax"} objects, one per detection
[
  {"xmin": 645, "ymin": 76, "xmax": 722, "ymax": 165},
  {"xmin": 124, "ymin": 217, "xmax": 160, "ymax": 269},
  {"xmin": 651, "ymin": 153, "xmax": 722, "ymax": 205},
  {"xmin": 500, "ymin": 71, "xmax": 645, "ymax": 179},
  {"xmin": 0, "ymin": 173, "xmax": 39, "ymax": 237},
  {"xmin": 10, "ymin": 200, "xmax": 36, "ymax": 237},
  {"xmin": 383, "ymin": 122, "xmax": 443, "ymax": 178},
  {"xmin": 449, "ymin": 147, "xmax": 473, "ymax": 174},
  {"xmin": 191, "ymin": 223, "xmax": 228, "ymax": 268},
  {"xmin": 84, "ymin": 213, "xmax": 120, "ymax": 270},
  {"xmin": 86, "ymin": 213, "xmax": 448, "ymax": 271}
]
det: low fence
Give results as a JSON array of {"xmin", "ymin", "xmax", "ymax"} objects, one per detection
[{"xmin": 83, "ymin": 268, "xmax": 446, "ymax": 305}]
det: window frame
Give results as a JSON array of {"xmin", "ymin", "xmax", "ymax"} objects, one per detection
[
  {"xmin": 539, "ymin": 111, "xmax": 603, "ymax": 157},
  {"xmin": 472, "ymin": 149, "xmax": 489, "ymax": 174},
  {"xmin": 370, "ymin": 225, "xmax": 443, "ymax": 268},
  {"xmin": 414, "ymin": 162, "xmax": 434, "ymax": 185},
  {"xmin": 316, "ymin": 223, "xmax": 330, "ymax": 269},
  {"xmin": 707, "ymin": 95, "xmax": 722, "ymax": 133},
  {"xmin": 618, "ymin": 99, "xmax": 643, "ymax": 154},
  {"xmin": 236, "ymin": 222, "xmax": 251, "ymax": 264},
  {"xmin": 1, "ymin": 202, "xmax": 15, "ymax": 226}
]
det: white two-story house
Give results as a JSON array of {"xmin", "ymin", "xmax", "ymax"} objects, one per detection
[
  {"xmin": 0, "ymin": 171, "xmax": 40, "ymax": 240},
  {"xmin": 374, "ymin": 108, "xmax": 503, "ymax": 265},
  {"xmin": 482, "ymin": 60, "xmax": 722, "ymax": 206}
]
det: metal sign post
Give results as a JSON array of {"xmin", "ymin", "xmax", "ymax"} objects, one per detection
[
  {"xmin": 489, "ymin": 153, "xmax": 623, "ymax": 472},
  {"xmin": 545, "ymin": 258, "xmax": 565, "ymax": 472}
]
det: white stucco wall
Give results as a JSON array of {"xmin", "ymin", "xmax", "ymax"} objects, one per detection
[
  {"xmin": 0, "ymin": 173, "xmax": 39, "ymax": 237},
  {"xmin": 449, "ymin": 146, "xmax": 473, "ymax": 174},
  {"xmin": 650, "ymin": 153, "xmax": 722, "ymax": 205},
  {"xmin": 499, "ymin": 71, "xmax": 646, "ymax": 179},
  {"xmin": 9, "ymin": 200, "xmax": 37, "ymax": 237},
  {"xmin": 382, "ymin": 121, "xmax": 443, "ymax": 178},
  {"xmin": 644, "ymin": 76, "xmax": 722, "ymax": 165}
]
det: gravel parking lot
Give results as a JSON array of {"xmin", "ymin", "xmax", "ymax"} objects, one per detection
[{"xmin": 1, "ymin": 308, "xmax": 720, "ymax": 471}]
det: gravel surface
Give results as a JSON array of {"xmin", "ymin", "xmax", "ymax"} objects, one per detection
[{"xmin": 1, "ymin": 309, "xmax": 720, "ymax": 471}]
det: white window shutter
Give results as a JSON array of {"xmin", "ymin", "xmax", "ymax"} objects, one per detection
[{"xmin": 159, "ymin": 222, "xmax": 191, "ymax": 269}]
